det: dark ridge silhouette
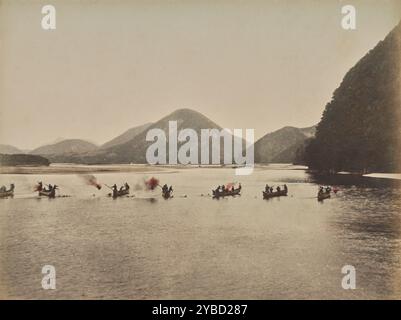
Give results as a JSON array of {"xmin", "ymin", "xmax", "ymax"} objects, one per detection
[
  {"xmin": 304, "ymin": 21, "xmax": 401, "ymax": 173},
  {"xmin": 254, "ymin": 126, "xmax": 316, "ymax": 163},
  {"xmin": 0, "ymin": 154, "xmax": 50, "ymax": 166}
]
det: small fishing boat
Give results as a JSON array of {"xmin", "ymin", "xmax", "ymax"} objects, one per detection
[
  {"xmin": 35, "ymin": 182, "xmax": 58, "ymax": 198},
  {"xmin": 34, "ymin": 182, "xmax": 53, "ymax": 198},
  {"xmin": 109, "ymin": 183, "xmax": 130, "ymax": 198},
  {"xmin": 0, "ymin": 184, "xmax": 15, "ymax": 198},
  {"xmin": 262, "ymin": 184, "xmax": 288, "ymax": 199},
  {"xmin": 263, "ymin": 189, "xmax": 288, "ymax": 199},
  {"xmin": 212, "ymin": 185, "xmax": 242, "ymax": 198},
  {"xmin": 317, "ymin": 186, "xmax": 332, "ymax": 201},
  {"xmin": 39, "ymin": 186, "xmax": 57, "ymax": 198},
  {"xmin": 317, "ymin": 190, "xmax": 331, "ymax": 201},
  {"xmin": 160, "ymin": 184, "xmax": 173, "ymax": 199},
  {"xmin": 112, "ymin": 189, "xmax": 129, "ymax": 198}
]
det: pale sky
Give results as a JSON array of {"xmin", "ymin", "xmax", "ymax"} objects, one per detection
[{"xmin": 1, "ymin": 0, "xmax": 400, "ymax": 149}]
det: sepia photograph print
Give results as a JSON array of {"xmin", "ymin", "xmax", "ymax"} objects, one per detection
[{"xmin": 1, "ymin": 0, "xmax": 401, "ymax": 308}]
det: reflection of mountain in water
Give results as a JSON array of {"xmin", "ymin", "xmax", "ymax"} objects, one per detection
[{"xmin": 308, "ymin": 172, "xmax": 401, "ymax": 189}]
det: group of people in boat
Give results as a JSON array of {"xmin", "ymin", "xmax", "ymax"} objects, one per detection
[
  {"xmin": 33, "ymin": 181, "xmax": 59, "ymax": 198},
  {"xmin": 212, "ymin": 183, "xmax": 242, "ymax": 198},
  {"xmin": 264, "ymin": 184, "xmax": 288, "ymax": 194},
  {"xmin": 161, "ymin": 184, "xmax": 174, "ymax": 198},
  {"xmin": 262, "ymin": 184, "xmax": 288, "ymax": 199},
  {"xmin": 318, "ymin": 186, "xmax": 331, "ymax": 194},
  {"xmin": 36, "ymin": 182, "xmax": 58, "ymax": 192},
  {"xmin": 0, "ymin": 183, "xmax": 15, "ymax": 198},
  {"xmin": 214, "ymin": 183, "xmax": 242, "ymax": 194},
  {"xmin": 317, "ymin": 186, "xmax": 332, "ymax": 201},
  {"xmin": 162, "ymin": 184, "xmax": 173, "ymax": 193},
  {"xmin": 0, "ymin": 184, "xmax": 14, "ymax": 193},
  {"xmin": 111, "ymin": 183, "xmax": 130, "ymax": 198}
]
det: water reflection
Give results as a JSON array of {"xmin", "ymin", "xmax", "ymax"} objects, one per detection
[
  {"xmin": 308, "ymin": 172, "xmax": 401, "ymax": 298},
  {"xmin": 0, "ymin": 166, "xmax": 400, "ymax": 299}
]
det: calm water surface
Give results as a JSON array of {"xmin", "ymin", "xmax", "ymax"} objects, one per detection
[{"xmin": 1, "ymin": 165, "xmax": 401, "ymax": 299}]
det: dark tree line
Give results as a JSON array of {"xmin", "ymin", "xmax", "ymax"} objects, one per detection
[
  {"xmin": 0, "ymin": 154, "xmax": 50, "ymax": 166},
  {"xmin": 302, "ymin": 22, "xmax": 401, "ymax": 173}
]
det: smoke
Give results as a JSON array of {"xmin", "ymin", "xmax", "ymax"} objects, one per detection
[
  {"xmin": 144, "ymin": 177, "xmax": 160, "ymax": 190},
  {"xmin": 79, "ymin": 174, "xmax": 102, "ymax": 190}
]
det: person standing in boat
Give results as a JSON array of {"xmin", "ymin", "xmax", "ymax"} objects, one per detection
[
  {"xmin": 238, "ymin": 183, "xmax": 242, "ymax": 191},
  {"xmin": 124, "ymin": 183, "xmax": 130, "ymax": 191},
  {"xmin": 168, "ymin": 185, "xmax": 173, "ymax": 193},
  {"xmin": 112, "ymin": 184, "xmax": 118, "ymax": 197},
  {"xmin": 0, "ymin": 185, "xmax": 5, "ymax": 192},
  {"xmin": 276, "ymin": 186, "xmax": 281, "ymax": 192},
  {"xmin": 283, "ymin": 184, "xmax": 288, "ymax": 193},
  {"xmin": 265, "ymin": 184, "xmax": 270, "ymax": 193},
  {"xmin": 36, "ymin": 182, "xmax": 43, "ymax": 192}
]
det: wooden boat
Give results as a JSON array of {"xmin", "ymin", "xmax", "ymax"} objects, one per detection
[
  {"xmin": 0, "ymin": 184, "xmax": 15, "ymax": 198},
  {"xmin": 212, "ymin": 187, "xmax": 241, "ymax": 198},
  {"xmin": 107, "ymin": 183, "xmax": 131, "ymax": 198},
  {"xmin": 39, "ymin": 187, "xmax": 57, "ymax": 198},
  {"xmin": 35, "ymin": 182, "xmax": 57, "ymax": 198},
  {"xmin": 111, "ymin": 189, "xmax": 129, "ymax": 198},
  {"xmin": 162, "ymin": 189, "xmax": 173, "ymax": 199},
  {"xmin": 317, "ymin": 191, "xmax": 331, "ymax": 201},
  {"xmin": 263, "ymin": 189, "xmax": 288, "ymax": 199}
]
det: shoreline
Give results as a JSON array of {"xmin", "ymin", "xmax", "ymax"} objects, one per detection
[
  {"xmin": 0, "ymin": 164, "xmax": 173, "ymax": 175},
  {"xmin": 0, "ymin": 163, "xmax": 306, "ymax": 175},
  {"xmin": 363, "ymin": 173, "xmax": 401, "ymax": 180},
  {"xmin": 2, "ymin": 164, "xmax": 400, "ymax": 180}
]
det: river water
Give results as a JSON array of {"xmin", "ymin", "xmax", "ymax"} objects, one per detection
[{"xmin": 1, "ymin": 165, "xmax": 401, "ymax": 299}]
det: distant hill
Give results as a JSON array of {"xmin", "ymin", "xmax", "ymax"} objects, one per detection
[
  {"xmin": 29, "ymin": 139, "xmax": 98, "ymax": 163},
  {"xmin": 0, "ymin": 144, "xmax": 23, "ymax": 154},
  {"xmin": 31, "ymin": 139, "xmax": 98, "ymax": 156},
  {"xmin": 0, "ymin": 154, "xmax": 50, "ymax": 166},
  {"xmin": 78, "ymin": 108, "xmax": 240, "ymax": 164},
  {"xmin": 254, "ymin": 126, "xmax": 315, "ymax": 163},
  {"xmin": 100, "ymin": 123, "xmax": 152, "ymax": 149},
  {"xmin": 32, "ymin": 110, "xmax": 315, "ymax": 165},
  {"xmin": 305, "ymin": 21, "xmax": 401, "ymax": 173}
]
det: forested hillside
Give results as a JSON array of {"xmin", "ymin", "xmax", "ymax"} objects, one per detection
[{"xmin": 305, "ymin": 22, "xmax": 401, "ymax": 173}]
